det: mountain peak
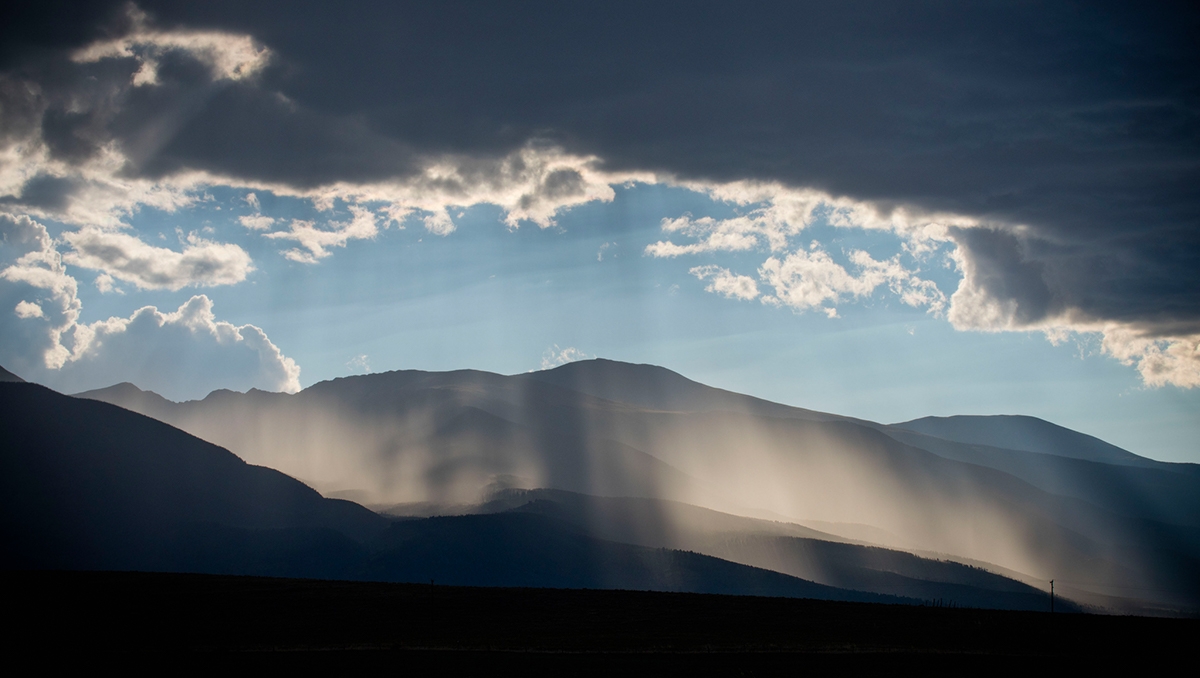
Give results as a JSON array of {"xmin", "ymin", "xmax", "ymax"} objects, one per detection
[
  {"xmin": 521, "ymin": 358, "xmax": 840, "ymax": 423},
  {"xmin": 521, "ymin": 358, "xmax": 721, "ymax": 411},
  {"xmin": 0, "ymin": 365, "xmax": 25, "ymax": 383},
  {"xmin": 75, "ymin": 382, "xmax": 148, "ymax": 398},
  {"xmin": 74, "ymin": 382, "xmax": 177, "ymax": 417},
  {"xmin": 891, "ymin": 414, "xmax": 1150, "ymax": 467}
]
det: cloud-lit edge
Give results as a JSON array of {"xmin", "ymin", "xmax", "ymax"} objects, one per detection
[{"xmin": 1, "ymin": 15, "xmax": 1196, "ymax": 390}]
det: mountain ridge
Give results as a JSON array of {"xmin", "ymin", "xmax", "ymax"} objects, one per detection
[
  {"xmin": 2, "ymin": 379, "xmax": 965, "ymax": 605},
  {"xmin": 47, "ymin": 359, "xmax": 1200, "ymax": 612},
  {"xmin": 0, "ymin": 365, "xmax": 25, "ymax": 383},
  {"xmin": 892, "ymin": 414, "xmax": 1157, "ymax": 468}
]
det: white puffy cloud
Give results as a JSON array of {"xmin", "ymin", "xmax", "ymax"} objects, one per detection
[
  {"xmin": 541, "ymin": 345, "xmax": 592, "ymax": 370},
  {"xmin": 847, "ymin": 251, "xmax": 947, "ymax": 314},
  {"xmin": 238, "ymin": 214, "xmax": 275, "ymax": 230},
  {"xmin": 61, "ymin": 294, "xmax": 300, "ymax": 400},
  {"xmin": 346, "ymin": 354, "xmax": 371, "ymax": 374},
  {"xmin": 759, "ymin": 247, "xmax": 877, "ymax": 318},
  {"xmin": 758, "ymin": 247, "xmax": 944, "ymax": 317},
  {"xmin": 421, "ymin": 209, "xmax": 456, "ymax": 236},
  {"xmin": 0, "ymin": 214, "xmax": 83, "ymax": 373},
  {"xmin": 646, "ymin": 215, "xmax": 766, "ymax": 257},
  {"xmin": 264, "ymin": 205, "xmax": 380, "ymax": 263},
  {"xmin": 651, "ymin": 199, "xmax": 948, "ymax": 318},
  {"xmin": 62, "ymin": 228, "xmax": 253, "ymax": 290},
  {"xmin": 1100, "ymin": 329, "xmax": 1200, "ymax": 389},
  {"xmin": 0, "ymin": 215, "xmax": 298, "ymax": 399},
  {"xmin": 689, "ymin": 265, "xmax": 760, "ymax": 301},
  {"xmin": 94, "ymin": 273, "xmax": 120, "ymax": 294},
  {"xmin": 14, "ymin": 300, "xmax": 44, "ymax": 318},
  {"xmin": 664, "ymin": 180, "xmax": 969, "ymax": 250}
]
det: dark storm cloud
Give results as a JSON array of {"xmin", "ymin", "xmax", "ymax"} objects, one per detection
[
  {"xmin": 2, "ymin": 0, "xmax": 1198, "ymax": 334},
  {"xmin": 950, "ymin": 227, "xmax": 1059, "ymax": 326},
  {"xmin": 0, "ymin": 0, "xmax": 130, "ymax": 69},
  {"xmin": 116, "ymin": 80, "xmax": 422, "ymax": 187}
]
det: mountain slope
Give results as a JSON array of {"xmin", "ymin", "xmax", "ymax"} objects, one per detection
[
  {"xmin": 520, "ymin": 358, "xmax": 853, "ymax": 423},
  {"xmin": 73, "ymin": 360, "xmax": 1200, "ymax": 611},
  {"xmin": 880, "ymin": 427, "xmax": 1200, "ymax": 527},
  {"xmin": 892, "ymin": 415, "xmax": 1157, "ymax": 468},
  {"xmin": 459, "ymin": 488, "xmax": 1075, "ymax": 612},
  {"xmin": 362, "ymin": 511, "xmax": 908, "ymax": 603},
  {"xmin": 0, "ymin": 381, "xmax": 388, "ymax": 575},
  {"xmin": 3, "ymin": 379, "xmax": 938, "ymax": 604},
  {"xmin": 77, "ymin": 371, "xmax": 725, "ymax": 508}
]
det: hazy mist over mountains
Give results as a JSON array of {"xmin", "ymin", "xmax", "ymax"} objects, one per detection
[{"xmin": 0, "ymin": 357, "xmax": 1173, "ymax": 616}]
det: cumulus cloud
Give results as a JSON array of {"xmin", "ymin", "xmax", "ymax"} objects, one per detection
[
  {"xmin": 238, "ymin": 214, "xmax": 274, "ymax": 230},
  {"xmin": 689, "ymin": 265, "xmax": 759, "ymax": 301},
  {"xmin": 346, "ymin": 353, "xmax": 371, "ymax": 374},
  {"xmin": 646, "ymin": 215, "xmax": 766, "ymax": 257},
  {"xmin": 14, "ymin": 300, "xmax": 45, "ymax": 318},
  {"xmin": 94, "ymin": 273, "xmax": 120, "ymax": 293},
  {"xmin": 541, "ymin": 345, "xmax": 592, "ymax": 370},
  {"xmin": 0, "ymin": 214, "xmax": 82, "ymax": 373},
  {"xmin": 62, "ymin": 294, "xmax": 300, "ymax": 399},
  {"xmin": 1100, "ymin": 328, "xmax": 1200, "ymax": 390},
  {"xmin": 264, "ymin": 205, "xmax": 379, "ymax": 263},
  {"xmin": 653, "ymin": 199, "xmax": 948, "ymax": 317},
  {"xmin": 733, "ymin": 245, "xmax": 945, "ymax": 318},
  {"xmin": 62, "ymin": 228, "xmax": 253, "ymax": 289},
  {"xmin": 0, "ymin": 214, "xmax": 298, "ymax": 399},
  {"xmin": 645, "ymin": 186, "xmax": 964, "ymax": 260},
  {"xmin": 848, "ymin": 251, "xmax": 947, "ymax": 314}
]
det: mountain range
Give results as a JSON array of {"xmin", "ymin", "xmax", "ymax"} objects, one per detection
[{"xmin": 4, "ymin": 359, "xmax": 1196, "ymax": 615}]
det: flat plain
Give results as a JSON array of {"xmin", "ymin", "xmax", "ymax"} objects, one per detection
[{"xmin": 8, "ymin": 571, "xmax": 1194, "ymax": 674}]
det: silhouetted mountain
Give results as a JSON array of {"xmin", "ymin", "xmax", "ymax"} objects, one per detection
[
  {"xmin": 0, "ymin": 381, "xmax": 387, "ymax": 577},
  {"xmin": 75, "ymin": 359, "xmax": 1200, "ymax": 613},
  {"xmin": 880, "ymin": 427, "xmax": 1200, "ymax": 526},
  {"xmin": 0, "ymin": 364, "xmax": 24, "ymax": 383},
  {"xmin": 74, "ymin": 381, "xmax": 175, "ymax": 419},
  {"xmin": 4, "ymin": 380, "xmax": 940, "ymax": 603},
  {"xmin": 362, "ymin": 511, "xmax": 906, "ymax": 603},
  {"xmin": 445, "ymin": 488, "xmax": 1076, "ymax": 612},
  {"xmin": 78, "ymin": 370, "xmax": 722, "ymax": 507},
  {"xmin": 521, "ymin": 358, "xmax": 852, "ymax": 423},
  {"xmin": 892, "ymin": 415, "xmax": 1156, "ymax": 468}
]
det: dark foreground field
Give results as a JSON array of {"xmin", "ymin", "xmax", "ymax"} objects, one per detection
[{"xmin": 8, "ymin": 571, "xmax": 1195, "ymax": 674}]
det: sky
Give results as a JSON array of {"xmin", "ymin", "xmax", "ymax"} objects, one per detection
[{"xmin": 1, "ymin": 1, "xmax": 1197, "ymax": 462}]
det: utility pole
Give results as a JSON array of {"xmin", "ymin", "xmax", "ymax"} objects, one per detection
[{"xmin": 1050, "ymin": 579, "xmax": 1054, "ymax": 613}]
